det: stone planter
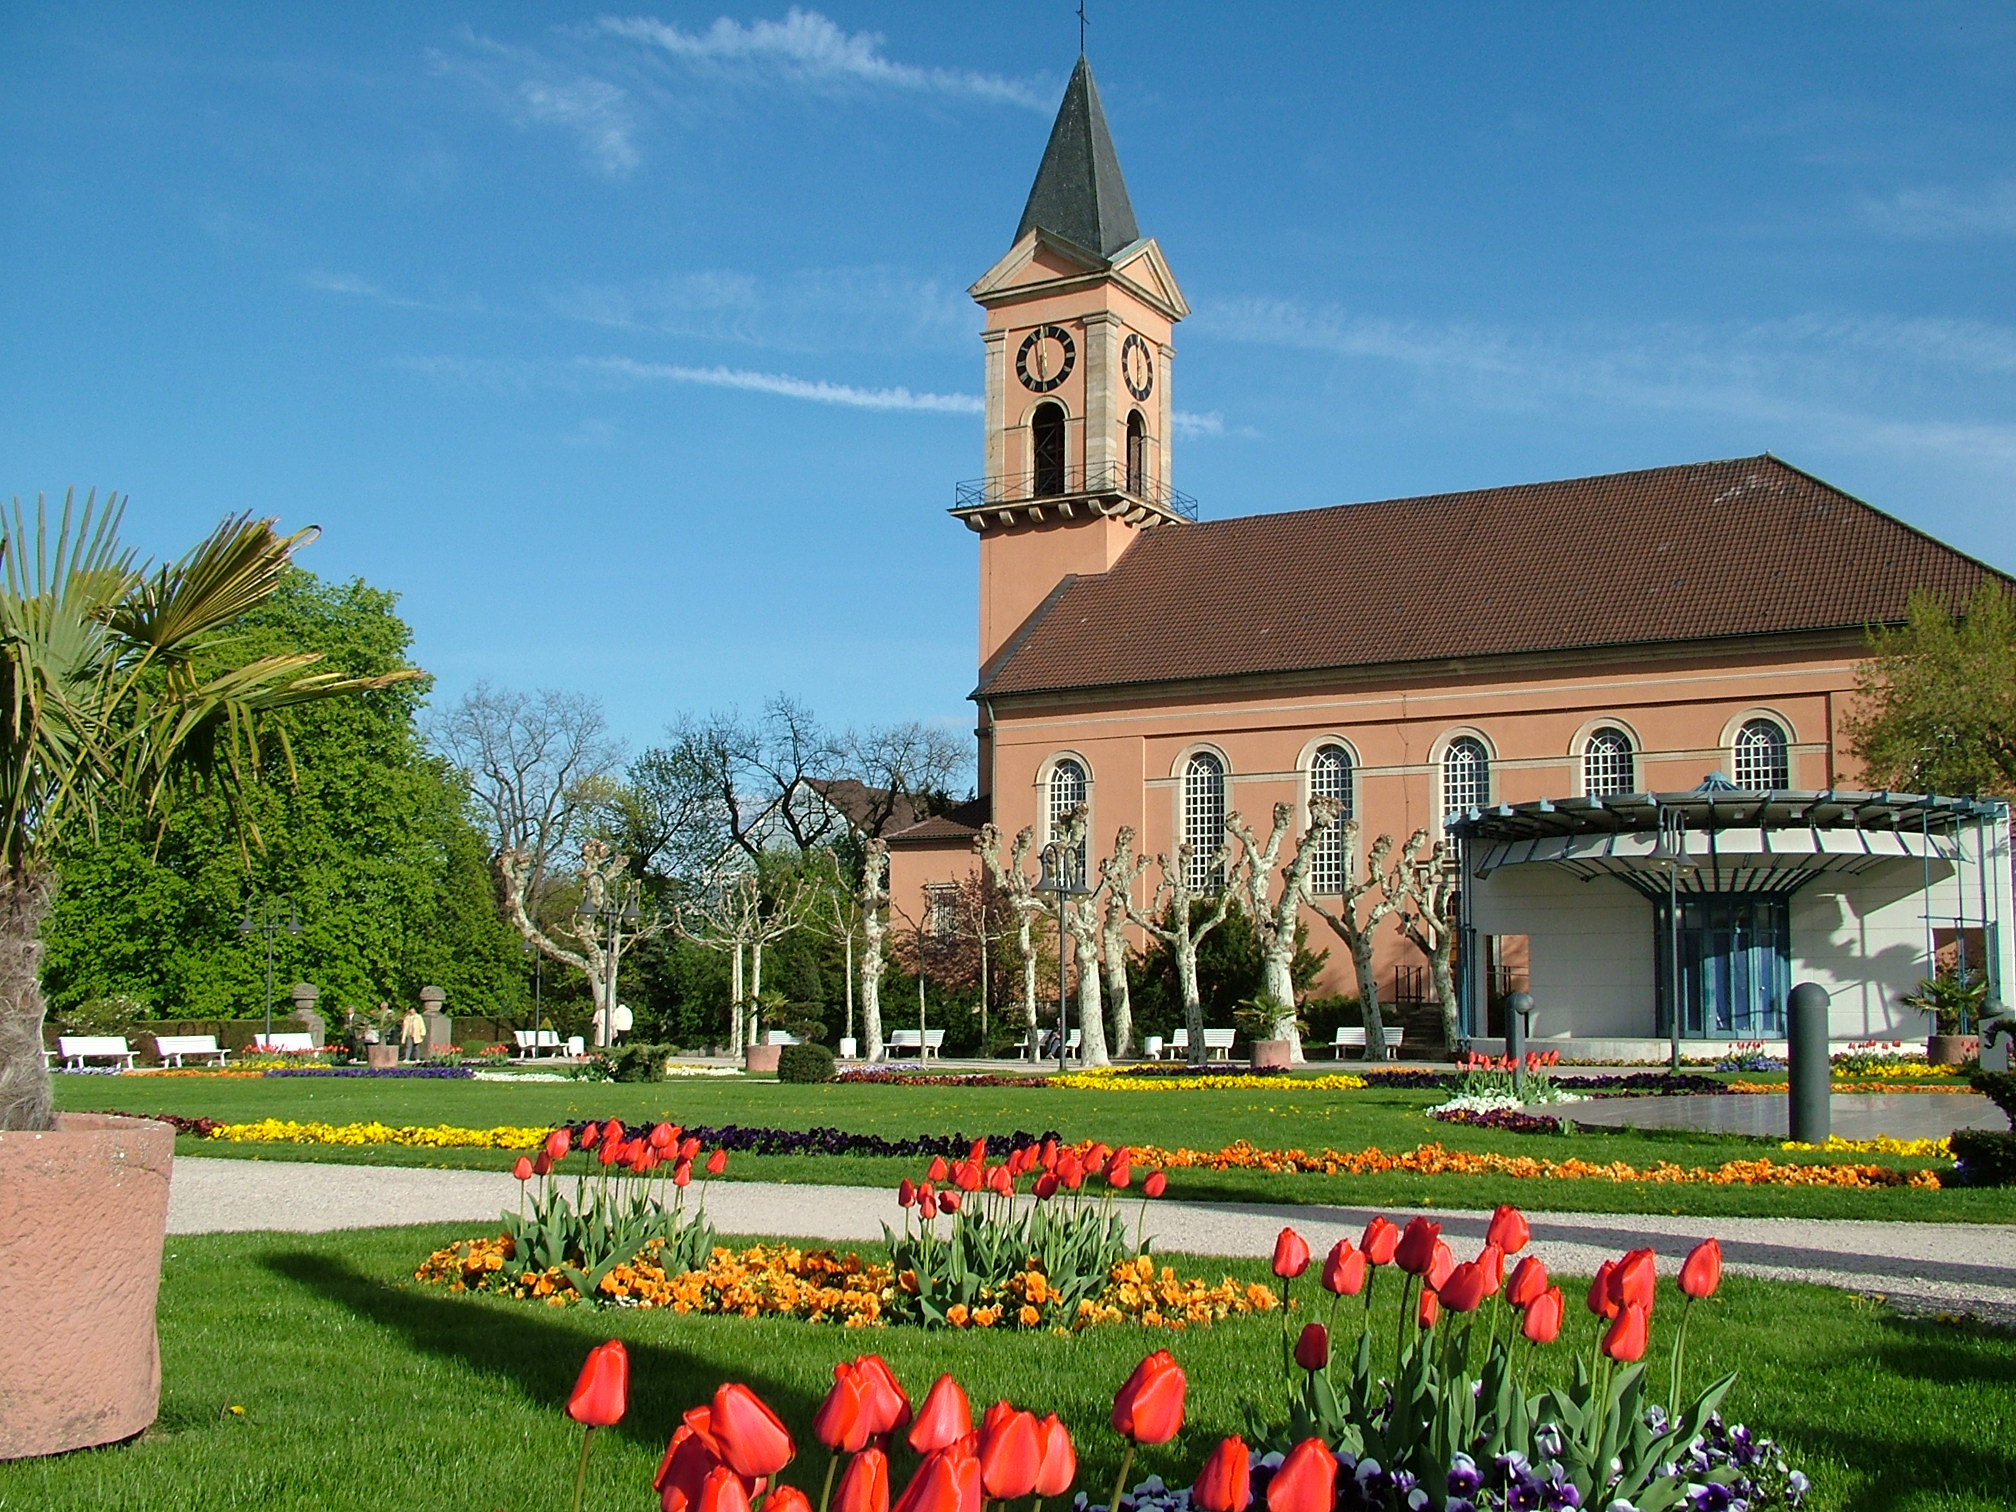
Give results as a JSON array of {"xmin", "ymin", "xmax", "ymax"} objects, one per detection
[
  {"xmin": 1250, "ymin": 1037, "xmax": 1293, "ymax": 1070},
  {"xmin": 0, "ymin": 1112, "xmax": 174, "ymax": 1459},
  {"xmin": 745, "ymin": 1044, "xmax": 782, "ymax": 1075},
  {"xmin": 1927, "ymin": 1034, "xmax": 1978, "ymax": 1066},
  {"xmin": 366, "ymin": 1044, "xmax": 400, "ymax": 1069}
]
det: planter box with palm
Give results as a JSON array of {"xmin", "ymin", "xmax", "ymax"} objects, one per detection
[
  {"xmin": 1902, "ymin": 971, "xmax": 1988, "ymax": 1064},
  {"xmin": 0, "ymin": 492, "xmax": 417, "ymax": 1459}
]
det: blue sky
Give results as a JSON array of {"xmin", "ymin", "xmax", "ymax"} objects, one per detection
[{"xmin": 6, "ymin": 3, "xmax": 2014, "ymax": 757}]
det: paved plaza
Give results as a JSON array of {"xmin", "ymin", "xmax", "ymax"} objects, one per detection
[
  {"xmin": 1555, "ymin": 1091, "xmax": 2004, "ymax": 1139},
  {"xmin": 167, "ymin": 1157, "xmax": 2016, "ymax": 1315}
]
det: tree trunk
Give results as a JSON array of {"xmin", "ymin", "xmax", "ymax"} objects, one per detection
[
  {"xmin": 1066, "ymin": 903, "xmax": 1110, "ymax": 1067},
  {"xmin": 1101, "ymin": 894, "xmax": 1133, "ymax": 1059},
  {"xmin": 750, "ymin": 940, "xmax": 766, "ymax": 1049},
  {"xmin": 0, "ymin": 871, "xmax": 56, "ymax": 1132},
  {"xmin": 1017, "ymin": 914, "xmax": 1039, "ymax": 1061},
  {"xmin": 1353, "ymin": 936, "xmax": 1389, "ymax": 1060},
  {"xmin": 1430, "ymin": 942, "xmax": 1460, "ymax": 1054},
  {"xmin": 729, "ymin": 943, "xmax": 746, "ymax": 1057},
  {"xmin": 859, "ymin": 843, "xmax": 888, "ymax": 1062},
  {"xmin": 1176, "ymin": 936, "xmax": 1206, "ymax": 1067},
  {"xmin": 843, "ymin": 933, "xmax": 855, "ymax": 1043}
]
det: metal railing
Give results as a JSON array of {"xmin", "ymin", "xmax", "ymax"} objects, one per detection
[{"xmin": 955, "ymin": 465, "xmax": 1198, "ymax": 522}]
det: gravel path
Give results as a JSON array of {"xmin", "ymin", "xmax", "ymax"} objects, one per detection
[{"xmin": 167, "ymin": 1157, "xmax": 2016, "ymax": 1316}]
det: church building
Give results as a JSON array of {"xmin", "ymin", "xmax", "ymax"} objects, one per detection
[{"xmin": 886, "ymin": 58, "xmax": 2014, "ymax": 1056}]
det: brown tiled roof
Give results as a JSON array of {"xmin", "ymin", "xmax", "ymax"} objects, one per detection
[
  {"xmin": 977, "ymin": 456, "xmax": 2008, "ymax": 699},
  {"xmin": 886, "ymin": 796, "xmax": 991, "ymax": 847}
]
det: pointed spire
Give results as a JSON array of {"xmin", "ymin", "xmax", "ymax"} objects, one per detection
[{"xmin": 1014, "ymin": 56, "xmax": 1140, "ymax": 259}]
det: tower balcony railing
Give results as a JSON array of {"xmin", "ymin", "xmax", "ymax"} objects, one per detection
[{"xmin": 953, "ymin": 464, "xmax": 1198, "ymax": 522}]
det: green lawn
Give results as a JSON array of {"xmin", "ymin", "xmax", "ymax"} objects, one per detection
[
  {"xmin": 56, "ymin": 1073, "xmax": 2016, "ymax": 1222},
  {"xmin": 0, "ymin": 1223, "xmax": 2007, "ymax": 1511}
]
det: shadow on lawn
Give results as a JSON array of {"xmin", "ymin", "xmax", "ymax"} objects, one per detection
[{"xmin": 262, "ymin": 1250, "xmax": 822, "ymax": 1452}]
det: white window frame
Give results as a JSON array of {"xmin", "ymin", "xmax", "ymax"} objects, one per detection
[
  {"xmin": 1582, "ymin": 727, "xmax": 1637, "ymax": 798},
  {"xmin": 1181, "ymin": 750, "xmax": 1227, "ymax": 889},
  {"xmin": 1731, "ymin": 718, "xmax": 1791, "ymax": 790},
  {"xmin": 1439, "ymin": 734, "xmax": 1492, "ymax": 819},
  {"xmin": 1306, "ymin": 741, "xmax": 1355, "ymax": 895}
]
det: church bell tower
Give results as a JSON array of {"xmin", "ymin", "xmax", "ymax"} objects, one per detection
[{"xmin": 959, "ymin": 56, "xmax": 1191, "ymax": 672}]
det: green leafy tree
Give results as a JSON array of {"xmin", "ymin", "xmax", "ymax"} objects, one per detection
[
  {"xmin": 0, "ymin": 494, "xmax": 420, "ymax": 1131},
  {"xmin": 1849, "ymin": 580, "xmax": 2016, "ymax": 799},
  {"xmin": 40, "ymin": 565, "xmax": 522, "ymax": 1029}
]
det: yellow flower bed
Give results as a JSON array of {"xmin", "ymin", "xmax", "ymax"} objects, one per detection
[
  {"xmin": 209, "ymin": 1118, "xmax": 548, "ymax": 1150},
  {"xmin": 414, "ymin": 1239, "xmax": 1278, "ymax": 1331},
  {"xmin": 1780, "ymin": 1134, "xmax": 1954, "ymax": 1158},
  {"xmin": 1116, "ymin": 1138, "xmax": 1942, "ymax": 1189},
  {"xmin": 1837, "ymin": 1060, "xmax": 1966, "ymax": 1079},
  {"xmin": 1731, "ymin": 1081, "xmax": 1977, "ymax": 1096},
  {"xmin": 1053, "ymin": 1068, "xmax": 1368, "ymax": 1092}
]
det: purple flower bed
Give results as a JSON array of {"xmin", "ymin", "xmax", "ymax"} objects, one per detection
[
  {"xmin": 552, "ymin": 1118, "xmax": 1066, "ymax": 1162},
  {"xmin": 833, "ymin": 1069, "xmax": 1041, "ymax": 1088},
  {"xmin": 1366, "ymin": 1068, "xmax": 1728, "ymax": 1096},
  {"xmin": 262, "ymin": 1066, "xmax": 475, "ymax": 1079},
  {"xmin": 102, "ymin": 1110, "xmax": 224, "ymax": 1137},
  {"xmin": 1428, "ymin": 1106, "xmax": 1565, "ymax": 1135}
]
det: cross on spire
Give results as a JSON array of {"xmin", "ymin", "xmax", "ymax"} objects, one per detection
[{"xmin": 1077, "ymin": 0, "xmax": 1088, "ymax": 54}]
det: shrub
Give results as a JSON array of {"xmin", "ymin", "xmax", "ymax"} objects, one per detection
[
  {"xmin": 1972, "ymin": 1070, "xmax": 2016, "ymax": 1121},
  {"xmin": 776, "ymin": 1043, "xmax": 837, "ymax": 1083},
  {"xmin": 579, "ymin": 1043, "xmax": 674, "ymax": 1082},
  {"xmin": 62, "ymin": 994, "xmax": 149, "ymax": 1035},
  {"xmin": 1949, "ymin": 1130, "xmax": 2016, "ymax": 1186}
]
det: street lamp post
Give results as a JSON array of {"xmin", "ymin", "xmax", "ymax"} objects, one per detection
[
  {"xmin": 238, "ymin": 896, "xmax": 302, "ymax": 1045},
  {"xmin": 1035, "ymin": 840, "xmax": 1091, "ymax": 1072},
  {"xmin": 1650, "ymin": 809, "xmax": 1699, "ymax": 1075}
]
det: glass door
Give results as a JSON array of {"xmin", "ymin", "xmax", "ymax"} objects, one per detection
[{"xmin": 1656, "ymin": 894, "xmax": 1791, "ymax": 1038}]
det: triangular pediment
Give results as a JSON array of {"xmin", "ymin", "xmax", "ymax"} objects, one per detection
[{"xmin": 969, "ymin": 230, "xmax": 1188, "ymax": 323}]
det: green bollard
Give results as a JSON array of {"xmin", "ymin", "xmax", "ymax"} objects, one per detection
[
  {"xmin": 1787, "ymin": 982, "xmax": 1831, "ymax": 1144},
  {"xmin": 1505, "ymin": 991, "xmax": 1534, "ymax": 1097}
]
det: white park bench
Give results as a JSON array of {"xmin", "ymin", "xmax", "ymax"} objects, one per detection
[
  {"xmin": 151, "ymin": 1034, "xmax": 229, "ymax": 1067},
  {"xmin": 55, "ymin": 1035, "xmax": 138, "ymax": 1070},
  {"xmin": 250, "ymin": 1032, "xmax": 317, "ymax": 1053},
  {"xmin": 1009, "ymin": 1028, "xmax": 1082, "ymax": 1058},
  {"xmin": 1162, "ymin": 1028, "xmax": 1237, "ymax": 1061},
  {"xmin": 513, "ymin": 1029, "xmax": 566, "ymax": 1058},
  {"xmin": 1325, "ymin": 1026, "xmax": 1407, "ymax": 1060},
  {"xmin": 886, "ymin": 1029, "xmax": 946, "ymax": 1059},
  {"xmin": 764, "ymin": 1030, "xmax": 800, "ymax": 1047}
]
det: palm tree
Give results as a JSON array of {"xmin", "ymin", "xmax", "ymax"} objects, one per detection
[{"xmin": 0, "ymin": 491, "xmax": 421, "ymax": 1131}]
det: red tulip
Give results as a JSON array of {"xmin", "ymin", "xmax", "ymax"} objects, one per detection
[
  {"xmin": 604, "ymin": 1119, "xmax": 627, "ymax": 1144},
  {"xmin": 1319, "ymin": 1240, "xmax": 1366, "ymax": 1297},
  {"xmin": 898, "ymin": 1179, "xmax": 917, "ymax": 1208},
  {"xmin": 1031, "ymin": 1414, "xmax": 1075, "ymax": 1498},
  {"xmin": 918, "ymin": 1191, "xmax": 939, "ymax": 1218},
  {"xmin": 767, "ymin": 1490, "xmax": 812, "ymax": 1512},
  {"xmin": 1191, "ymin": 1436, "xmax": 1252, "ymax": 1512},
  {"xmin": 656, "ymin": 1422, "xmax": 719, "ymax": 1512},
  {"xmin": 908, "ymin": 1374, "xmax": 972, "ymax": 1454},
  {"xmin": 1587, "ymin": 1260, "xmax": 1619, "ymax": 1320},
  {"xmin": 600, "ymin": 1137, "xmax": 622, "ymax": 1167},
  {"xmin": 1417, "ymin": 1287, "xmax": 1440, "ymax": 1329},
  {"xmin": 1438, "ymin": 1261, "xmax": 1489, "ymax": 1314},
  {"xmin": 939, "ymin": 1190, "xmax": 962, "ymax": 1214},
  {"xmin": 892, "ymin": 1445, "xmax": 980, "ymax": 1512},
  {"xmin": 814, "ymin": 1361, "xmax": 873, "ymax": 1453},
  {"xmin": 1506, "ymin": 1254, "xmax": 1549, "ymax": 1309},
  {"xmin": 1271, "ymin": 1227, "xmax": 1311, "ymax": 1279},
  {"xmin": 1293, "ymin": 1322, "xmax": 1329, "ymax": 1370},
  {"xmin": 533, "ymin": 1151, "xmax": 552, "ymax": 1177},
  {"xmin": 545, "ymin": 1127, "xmax": 571, "ymax": 1162},
  {"xmin": 1034, "ymin": 1172, "xmax": 1060, "ymax": 1200},
  {"xmin": 1485, "ymin": 1204, "xmax": 1530, "ymax": 1254},
  {"xmin": 1107, "ymin": 1152, "xmax": 1133, "ymax": 1189},
  {"xmin": 1426, "ymin": 1240, "xmax": 1455, "ymax": 1292},
  {"xmin": 650, "ymin": 1121, "xmax": 674, "ymax": 1149},
  {"xmin": 1143, "ymin": 1170, "xmax": 1167, "ymax": 1198},
  {"xmin": 1680, "ymin": 1238, "xmax": 1723, "ymax": 1301},
  {"xmin": 1111, "ymin": 1350, "xmax": 1186, "ymax": 1445},
  {"xmin": 1266, "ymin": 1437, "xmax": 1337, "ymax": 1512},
  {"xmin": 706, "ymin": 1148, "xmax": 729, "ymax": 1176},
  {"xmin": 674, "ymin": 1160, "xmax": 694, "ymax": 1188},
  {"xmin": 1522, "ymin": 1286, "xmax": 1565, "ymax": 1345},
  {"xmin": 1086, "ymin": 1142, "xmax": 1111, "ymax": 1172},
  {"xmin": 835, "ymin": 1448, "xmax": 891, "ymax": 1512},
  {"xmin": 1393, "ymin": 1216, "xmax": 1441, "ymax": 1276},
  {"xmin": 711, "ymin": 1383, "xmax": 795, "ymax": 1477},
  {"xmin": 566, "ymin": 1339, "xmax": 628, "ymax": 1427},
  {"xmin": 989, "ymin": 1165, "xmax": 1014, "ymax": 1196},
  {"xmin": 581, "ymin": 1121, "xmax": 601, "ymax": 1149},
  {"xmin": 1057, "ymin": 1154, "xmax": 1085, "ymax": 1189},
  {"xmin": 853, "ymin": 1354, "xmax": 912, "ymax": 1436},
  {"xmin": 1476, "ymin": 1243, "xmax": 1504, "ymax": 1296},
  {"xmin": 697, "ymin": 1464, "xmax": 754, "ymax": 1512},
  {"xmin": 1039, "ymin": 1137, "xmax": 1058, "ymax": 1170},
  {"xmin": 926, "ymin": 1155, "xmax": 950, "ymax": 1182},
  {"xmin": 1360, "ymin": 1216, "xmax": 1400, "ymax": 1266},
  {"xmin": 680, "ymin": 1135, "xmax": 701, "ymax": 1160},
  {"xmin": 978, "ymin": 1406, "xmax": 1041, "ymax": 1500},
  {"xmin": 1609, "ymin": 1248, "xmax": 1657, "ymax": 1314},
  {"xmin": 512, "ymin": 1155, "xmax": 534, "ymax": 1181},
  {"xmin": 1602, "ymin": 1301, "xmax": 1649, "ymax": 1363},
  {"xmin": 969, "ymin": 1138, "xmax": 988, "ymax": 1165}
]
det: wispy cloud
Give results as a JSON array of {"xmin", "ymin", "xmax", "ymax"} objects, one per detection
[
  {"xmin": 597, "ymin": 10, "xmax": 1046, "ymax": 110},
  {"xmin": 582, "ymin": 356, "xmax": 980, "ymax": 412},
  {"xmin": 1857, "ymin": 180, "xmax": 2016, "ymax": 238},
  {"xmin": 1194, "ymin": 298, "xmax": 2016, "ymax": 473},
  {"xmin": 429, "ymin": 33, "xmax": 644, "ymax": 177},
  {"xmin": 302, "ymin": 270, "xmax": 485, "ymax": 314},
  {"xmin": 548, "ymin": 265, "xmax": 969, "ymax": 353},
  {"xmin": 398, "ymin": 352, "xmax": 979, "ymax": 414}
]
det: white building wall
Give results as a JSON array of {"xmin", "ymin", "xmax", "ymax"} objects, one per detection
[
  {"xmin": 1789, "ymin": 862, "xmax": 1941, "ymax": 1040},
  {"xmin": 1469, "ymin": 865, "xmax": 1655, "ymax": 1038}
]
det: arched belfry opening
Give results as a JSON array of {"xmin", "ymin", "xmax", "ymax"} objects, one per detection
[
  {"xmin": 1125, "ymin": 410, "xmax": 1148, "ymax": 496},
  {"xmin": 1031, "ymin": 402, "xmax": 1067, "ymax": 497}
]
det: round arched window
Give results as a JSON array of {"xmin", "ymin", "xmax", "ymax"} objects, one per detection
[
  {"xmin": 1309, "ymin": 745, "xmax": 1353, "ymax": 894},
  {"xmin": 1732, "ymin": 719, "xmax": 1790, "ymax": 789},
  {"xmin": 1583, "ymin": 728, "xmax": 1636, "ymax": 797},
  {"xmin": 1442, "ymin": 737, "xmax": 1490, "ymax": 816},
  {"xmin": 1182, "ymin": 752, "xmax": 1226, "ymax": 888}
]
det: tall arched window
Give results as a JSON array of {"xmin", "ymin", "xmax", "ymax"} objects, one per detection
[
  {"xmin": 1182, "ymin": 752, "xmax": 1226, "ymax": 889},
  {"xmin": 1583, "ymin": 728, "xmax": 1636, "ymax": 797},
  {"xmin": 1047, "ymin": 756, "xmax": 1087, "ymax": 837},
  {"xmin": 1309, "ymin": 744, "xmax": 1354, "ymax": 894},
  {"xmin": 1125, "ymin": 410, "xmax": 1148, "ymax": 496},
  {"xmin": 1031, "ymin": 403, "xmax": 1067, "ymax": 497},
  {"xmin": 1442, "ymin": 736, "xmax": 1490, "ymax": 817},
  {"xmin": 1732, "ymin": 719, "xmax": 1790, "ymax": 789}
]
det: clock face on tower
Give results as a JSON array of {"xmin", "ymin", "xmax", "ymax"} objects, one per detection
[
  {"xmin": 1121, "ymin": 332, "xmax": 1154, "ymax": 401},
  {"xmin": 1015, "ymin": 325, "xmax": 1076, "ymax": 392}
]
